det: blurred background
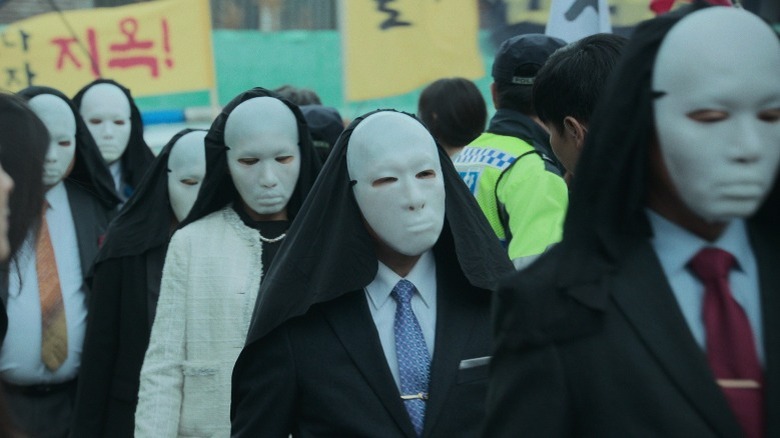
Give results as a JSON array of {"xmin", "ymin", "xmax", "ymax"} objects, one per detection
[{"xmin": 1, "ymin": 0, "xmax": 777, "ymax": 150}]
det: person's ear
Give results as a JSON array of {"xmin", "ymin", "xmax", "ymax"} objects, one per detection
[
  {"xmin": 563, "ymin": 116, "xmax": 587, "ymax": 149},
  {"xmin": 490, "ymin": 82, "xmax": 499, "ymax": 110}
]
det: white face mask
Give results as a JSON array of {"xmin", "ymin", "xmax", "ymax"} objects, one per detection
[
  {"xmin": 167, "ymin": 131, "xmax": 207, "ymax": 222},
  {"xmin": 348, "ymin": 112, "xmax": 445, "ymax": 256},
  {"xmin": 652, "ymin": 8, "xmax": 780, "ymax": 223},
  {"xmin": 79, "ymin": 83, "xmax": 132, "ymax": 164},
  {"xmin": 224, "ymin": 97, "xmax": 301, "ymax": 220},
  {"xmin": 29, "ymin": 94, "xmax": 77, "ymax": 187}
]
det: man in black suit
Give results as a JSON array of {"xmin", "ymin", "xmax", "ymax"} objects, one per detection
[
  {"xmin": 0, "ymin": 87, "xmax": 118, "ymax": 438},
  {"xmin": 485, "ymin": 5, "xmax": 780, "ymax": 438},
  {"xmin": 231, "ymin": 110, "xmax": 513, "ymax": 437}
]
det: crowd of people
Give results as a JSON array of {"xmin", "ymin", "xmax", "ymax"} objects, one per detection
[{"xmin": 0, "ymin": 2, "xmax": 777, "ymax": 437}]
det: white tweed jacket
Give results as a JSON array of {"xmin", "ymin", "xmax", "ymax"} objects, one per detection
[{"xmin": 135, "ymin": 207, "xmax": 262, "ymax": 437}]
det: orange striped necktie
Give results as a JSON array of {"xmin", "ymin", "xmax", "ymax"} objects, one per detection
[{"xmin": 37, "ymin": 204, "xmax": 68, "ymax": 371}]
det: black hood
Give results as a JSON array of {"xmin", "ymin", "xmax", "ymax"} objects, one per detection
[
  {"xmin": 550, "ymin": 2, "xmax": 777, "ymax": 297},
  {"xmin": 180, "ymin": 87, "xmax": 322, "ymax": 228},
  {"xmin": 72, "ymin": 79, "xmax": 155, "ymax": 195},
  {"xmin": 244, "ymin": 109, "xmax": 514, "ymax": 345},
  {"xmin": 18, "ymin": 86, "xmax": 120, "ymax": 210},
  {"xmin": 95, "ymin": 128, "xmax": 206, "ymax": 264}
]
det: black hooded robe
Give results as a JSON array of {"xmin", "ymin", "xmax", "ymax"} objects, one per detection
[
  {"xmin": 230, "ymin": 110, "xmax": 514, "ymax": 438},
  {"xmin": 483, "ymin": 4, "xmax": 780, "ymax": 437},
  {"xmin": 70, "ymin": 129, "xmax": 204, "ymax": 438}
]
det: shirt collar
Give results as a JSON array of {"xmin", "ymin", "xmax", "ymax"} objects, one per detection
[
  {"xmin": 646, "ymin": 208, "xmax": 751, "ymax": 274},
  {"xmin": 45, "ymin": 181, "xmax": 68, "ymax": 212},
  {"xmin": 365, "ymin": 250, "xmax": 436, "ymax": 311}
]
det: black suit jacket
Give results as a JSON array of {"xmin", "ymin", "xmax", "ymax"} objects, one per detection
[
  {"xmin": 0, "ymin": 181, "xmax": 114, "ymax": 342},
  {"xmin": 70, "ymin": 246, "xmax": 166, "ymax": 438},
  {"xmin": 485, "ymin": 224, "xmax": 780, "ymax": 437},
  {"xmin": 231, "ymin": 266, "xmax": 492, "ymax": 437}
]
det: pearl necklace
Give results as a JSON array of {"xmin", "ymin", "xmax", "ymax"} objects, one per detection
[{"xmin": 259, "ymin": 232, "xmax": 286, "ymax": 243}]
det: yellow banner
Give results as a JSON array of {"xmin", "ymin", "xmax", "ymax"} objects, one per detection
[
  {"xmin": 0, "ymin": 0, "xmax": 215, "ymax": 97},
  {"xmin": 342, "ymin": 0, "xmax": 485, "ymax": 101}
]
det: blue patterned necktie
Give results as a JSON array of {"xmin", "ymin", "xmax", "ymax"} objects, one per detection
[{"xmin": 391, "ymin": 279, "xmax": 431, "ymax": 437}]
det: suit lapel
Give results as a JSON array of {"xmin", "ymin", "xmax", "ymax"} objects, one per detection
[
  {"xmin": 322, "ymin": 290, "xmax": 417, "ymax": 438},
  {"xmin": 65, "ymin": 182, "xmax": 103, "ymax": 280},
  {"xmin": 610, "ymin": 241, "xmax": 742, "ymax": 438},
  {"xmin": 421, "ymin": 269, "xmax": 479, "ymax": 437},
  {"xmin": 751, "ymin": 225, "xmax": 780, "ymax": 436}
]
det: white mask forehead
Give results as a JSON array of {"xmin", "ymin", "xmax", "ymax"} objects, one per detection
[
  {"xmin": 224, "ymin": 97, "xmax": 299, "ymax": 155},
  {"xmin": 29, "ymin": 94, "xmax": 77, "ymax": 187},
  {"xmin": 347, "ymin": 111, "xmax": 441, "ymax": 181},
  {"xmin": 651, "ymin": 8, "xmax": 780, "ymax": 222},
  {"xmin": 168, "ymin": 131, "xmax": 207, "ymax": 222},
  {"xmin": 80, "ymin": 83, "xmax": 132, "ymax": 164},
  {"xmin": 653, "ymin": 8, "xmax": 780, "ymax": 98},
  {"xmin": 29, "ymin": 94, "xmax": 77, "ymax": 137},
  {"xmin": 224, "ymin": 97, "xmax": 301, "ymax": 218},
  {"xmin": 347, "ymin": 112, "xmax": 445, "ymax": 257},
  {"xmin": 80, "ymin": 83, "xmax": 131, "ymax": 119},
  {"xmin": 168, "ymin": 131, "xmax": 207, "ymax": 174}
]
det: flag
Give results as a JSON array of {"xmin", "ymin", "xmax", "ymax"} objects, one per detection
[
  {"xmin": 0, "ymin": 0, "xmax": 215, "ymax": 97},
  {"xmin": 340, "ymin": 0, "xmax": 484, "ymax": 102},
  {"xmin": 545, "ymin": 0, "xmax": 612, "ymax": 43}
]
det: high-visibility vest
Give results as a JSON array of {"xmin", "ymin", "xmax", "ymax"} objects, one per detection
[{"xmin": 454, "ymin": 132, "xmax": 566, "ymax": 258}]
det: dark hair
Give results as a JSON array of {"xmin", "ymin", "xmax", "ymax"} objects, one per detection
[
  {"xmin": 534, "ymin": 33, "xmax": 628, "ymax": 132},
  {"xmin": 494, "ymin": 81, "xmax": 535, "ymax": 115},
  {"xmin": 273, "ymin": 85, "xmax": 322, "ymax": 106},
  {"xmin": 0, "ymin": 93, "xmax": 47, "ymax": 261},
  {"xmin": 417, "ymin": 78, "xmax": 487, "ymax": 151}
]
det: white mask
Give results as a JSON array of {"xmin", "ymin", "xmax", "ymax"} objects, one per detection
[
  {"xmin": 347, "ymin": 112, "xmax": 445, "ymax": 256},
  {"xmin": 167, "ymin": 131, "xmax": 207, "ymax": 222},
  {"xmin": 79, "ymin": 83, "xmax": 132, "ymax": 164},
  {"xmin": 652, "ymin": 8, "xmax": 780, "ymax": 223},
  {"xmin": 28, "ymin": 94, "xmax": 77, "ymax": 187},
  {"xmin": 224, "ymin": 97, "xmax": 300, "ymax": 220}
]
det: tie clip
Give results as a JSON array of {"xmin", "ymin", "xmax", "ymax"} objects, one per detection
[
  {"xmin": 717, "ymin": 379, "xmax": 760, "ymax": 389},
  {"xmin": 401, "ymin": 392, "xmax": 428, "ymax": 400}
]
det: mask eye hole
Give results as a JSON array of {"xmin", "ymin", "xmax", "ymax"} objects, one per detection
[
  {"xmin": 88, "ymin": 118, "xmax": 102, "ymax": 125},
  {"xmin": 276, "ymin": 155, "xmax": 294, "ymax": 164},
  {"xmin": 686, "ymin": 110, "xmax": 728, "ymax": 123},
  {"xmin": 114, "ymin": 120, "xmax": 127, "ymax": 126},
  {"xmin": 180, "ymin": 178, "xmax": 199, "ymax": 186},
  {"xmin": 238, "ymin": 158, "xmax": 259, "ymax": 165},
  {"xmin": 416, "ymin": 169, "xmax": 436, "ymax": 179},
  {"xmin": 371, "ymin": 177, "xmax": 397, "ymax": 187},
  {"xmin": 58, "ymin": 140, "xmax": 72, "ymax": 147},
  {"xmin": 757, "ymin": 108, "xmax": 780, "ymax": 123}
]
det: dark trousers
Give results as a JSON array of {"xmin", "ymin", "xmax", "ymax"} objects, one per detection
[{"xmin": 2, "ymin": 380, "xmax": 77, "ymax": 438}]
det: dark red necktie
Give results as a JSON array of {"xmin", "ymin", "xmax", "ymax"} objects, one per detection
[{"xmin": 689, "ymin": 248, "xmax": 764, "ymax": 438}]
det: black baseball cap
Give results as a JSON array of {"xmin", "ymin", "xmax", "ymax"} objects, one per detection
[{"xmin": 492, "ymin": 34, "xmax": 566, "ymax": 85}]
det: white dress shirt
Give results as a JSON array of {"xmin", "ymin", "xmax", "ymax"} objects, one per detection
[
  {"xmin": 365, "ymin": 250, "xmax": 437, "ymax": 389},
  {"xmin": 646, "ymin": 209, "xmax": 764, "ymax": 364},
  {"xmin": 0, "ymin": 182, "xmax": 88, "ymax": 384},
  {"xmin": 110, "ymin": 161, "xmax": 128, "ymax": 202}
]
